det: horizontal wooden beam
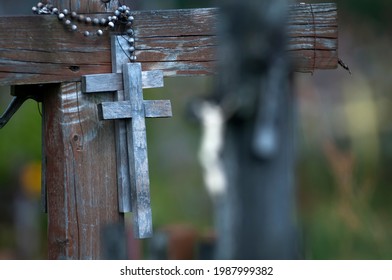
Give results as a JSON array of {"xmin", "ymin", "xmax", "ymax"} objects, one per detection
[
  {"xmin": 81, "ymin": 70, "xmax": 164, "ymax": 93},
  {"xmin": 98, "ymin": 100, "xmax": 172, "ymax": 120},
  {"xmin": 0, "ymin": 3, "xmax": 337, "ymax": 86}
]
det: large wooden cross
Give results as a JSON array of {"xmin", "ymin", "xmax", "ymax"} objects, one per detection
[{"xmin": 0, "ymin": 0, "xmax": 338, "ymax": 259}]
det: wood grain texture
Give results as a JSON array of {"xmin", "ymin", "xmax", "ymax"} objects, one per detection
[
  {"xmin": 0, "ymin": 3, "xmax": 338, "ymax": 86},
  {"xmin": 44, "ymin": 82, "xmax": 122, "ymax": 259},
  {"xmin": 111, "ymin": 36, "xmax": 132, "ymax": 213},
  {"xmin": 82, "ymin": 36, "xmax": 170, "ymax": 216},
  {"xmin": 99, "ymin": 100, "xmax": 172, "ymax": 119},
  {"xmin": 47, "ymin": 0, "xmax": 119, "ymax": 13},
  {"xmin": 123, "ymin": 63, "xmax": 152, "ymax": 238},
  {"xmin": 43, "ymin": 0, "xmax": 124, "ymax": 260},
  {"xmin": 82, "ymin": 70, "xmax": 164, "ymax": 93}
]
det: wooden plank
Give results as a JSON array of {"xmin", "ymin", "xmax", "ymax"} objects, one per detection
[
  {"xmin": 44, "ymin": 82, "xmax": 121, "ymax": 259},
  {"xmin": 143, "ymin": 100, "xmax": 173, "ymax": 118},
  {"xmin": 82, "ymin": 74, "xmax": 123, "ymax": 93},
  {"xmin": 111, "ymin": 36, "xmax": 132, "ymax": 214},
  {"xmin": 43, "ymin": 0, "xmax": 123, "ymax": 260},
  {"xmin": 123, "ymin": 63, "xmax": 153, "ymax": 239},
  {"xmin": 99, "ymin": 100, "xmax": 172, "ymax": 119},
  {"xmin": 0, "ymin": 3, "xmax": 338, "ymax": 86},
  {"xmin": 81, "ymin": 70, "xmax": 164, "ymax": 93}
]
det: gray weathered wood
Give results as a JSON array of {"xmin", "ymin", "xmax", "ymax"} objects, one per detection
[
  {"xmin": 91, "ymin": 62, "xmax": 172, "ymax": 238},
  {"xmin": 81, "ymin": 71, "xmax": 164, "ymax": 93},
  {"xmin": 82, "ymin": 36, "xmax": 172, "ymax": 237},
  {"xmin": 143, "ymin": 100, "xmax": 173, "ymax": 118},
  {"xmin": 112, "ymin": 36, "xmax": 132, "ymax": 214},
  {"xmin": 107, "ymin": 36, "xmax": 163, "ymax": 215},
  {"xmin": 99, "ymin": 100, "xmax": 172, "ymax": 120},
  {"xmin": 82, "ymin": 36, "xmax": 169, "ymax": 215},
  {"xmin": 113, "ymin": 88, "xmax": 132, "ymax": 213},
  {"xmin": 123, "ymin": 63, "xmax": 151, "ymax": 239},
  {"xmin": 111, "ymin": 36, "xmax": 169, "ymax": 219}
]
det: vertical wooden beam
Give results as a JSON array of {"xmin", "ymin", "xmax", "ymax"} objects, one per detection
[
  {"xmin": 44, "ymin": 0, "xmax": 123, "ymax": 259},
  {"xmin": 122, "ymin": 63, "xmax": 152, "ymax": 239}
]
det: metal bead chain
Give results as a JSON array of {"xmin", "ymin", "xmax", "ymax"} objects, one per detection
[{"xmin": 32, "ymin": 2, "xmax": 136, "ymax": 61}]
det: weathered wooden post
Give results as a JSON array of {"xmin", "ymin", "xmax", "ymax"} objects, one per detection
[
  {"xmin": 0, "ymin": 1, "xmax": 338, "ymax": 259},
  {"xmin": 42, "ymin": 0, "xmax": 123, "ymax": 260}
]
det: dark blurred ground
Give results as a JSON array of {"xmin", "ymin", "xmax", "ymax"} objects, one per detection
[{"xmin": 1, "ymin": 0, "xmax": 392, "ymax": 259}]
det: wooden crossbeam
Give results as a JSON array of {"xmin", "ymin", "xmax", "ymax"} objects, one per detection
[
  {"xmin": 98, "ymin": 100, "xmax": 172, "ymax": 119},
  {"xmin": 0, "ymin": 3, "xmax": 338, "ymax": 86},
  {"xmin": 82, "ymin": 71, "xmax": 164, "ymax": 92}
]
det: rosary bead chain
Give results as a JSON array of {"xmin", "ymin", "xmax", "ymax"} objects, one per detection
[{"xmin": 32, "ymin": 1, "xmax": 137, "ymax": 60}]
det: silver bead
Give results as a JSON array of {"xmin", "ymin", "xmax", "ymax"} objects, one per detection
[
  {"xmin": 52, "ymin": 8, "xmax": 59, "ymax": 14},
  {"xmin": 130, "ymin": 55, "xmax": 137, "ymax": 62},
  {"xmin": 126, "ymin": 29, "xmax": 134, "ymax": 36},
  {"xmin": 32, "ymin": 6, "xmax": 38, "ymax": 13},
  {"xmin": 58, "ymin": 13, "xmax": 65, "ymax": 20},
  {"xmin": 71, "ymin": 11, "xmax": 77, "ymax": 18},
  {"xmin": 114, "ymin": 10, "xmax": 121, "ymax": 16},
  {"xmin": 97, "ymin": 29, "xmax": 103, "ymax": 36},
  {"xmin": 71, "ymin": 25, "xmax": 78, "ymax": 31},
  {"xmin": 128, "ymin": 37, "xmax": 135, "ymax": 45},
  {"xmin": 63, "ymin": 9, "xmax": 69, "ymax": 15},
  {"xmin": 128, "ymin": 46, "xmax": 135, "ymax": 52},
  {"xmin": 37, "ymin": 2, "xmax": 44, "ymax": 8},
  {"xmin": 111, "ymin": 16, "xmax": 118, "ymax": 22},
  {"xmin": 85, "ymin": 17, "xmax": 92, "ymax": 24},
  {"xmin": 108, "ymin": 22, "xmax": 115, "ymax": 29},
  {"xmin": 93, "ymin": 18, "xmax": 99, "ymax": 25},
  {"xmin": 78, "ymin": 15, "xmax": 85, "ymax": 22},
  {"xmin": 100, "ymin": 18, "xmax": 107, "ymax": 25},
  {"xmin": 127, "ymin": 16, "xmax": 134, "ymax": 23},
  {"xmin": 65, "ymin": 19, "xmax": 71, "ymax": 25},
  {"xmin": 84, "ymin": 31, "xmax": 90, "ymax": 37}
]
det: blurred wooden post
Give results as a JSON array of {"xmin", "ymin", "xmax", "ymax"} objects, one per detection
[
  {"xmin": 214, "ymin": 0, "xmax": 299, "ymax": 259},
  {"xmin": 43, "ymin": 0, "xmax": 123, "ymax": 260}
]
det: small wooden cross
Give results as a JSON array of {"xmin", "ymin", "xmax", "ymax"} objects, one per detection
[{"xmin": 82, "ymin": 36, "xmax": 172, "ymax": 239}]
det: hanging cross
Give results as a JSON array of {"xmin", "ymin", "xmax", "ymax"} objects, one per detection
[{"xmin": 82, "ymin": 36, "xmax": 172, "ymax": 238}]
